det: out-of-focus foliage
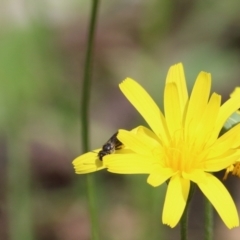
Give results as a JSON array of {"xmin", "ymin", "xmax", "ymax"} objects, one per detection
[{"xmin": 1, "ymin": 0, "xmax": 240, "ymax": 239}]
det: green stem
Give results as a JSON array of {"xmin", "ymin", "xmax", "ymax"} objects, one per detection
[
  {"xmin": 86, "ymin": 174, "xmax": 99, "ymax": 240},
  {"xmin": 81, "ymin": 0, "xmax": 99, "ymax": 145},
  {"xmin": 81, "ymin": 0, "xmax": 100, "ymax": 240},
  {"xmin": 204, "ymin": 198, "xmax": 213, "ymax": 240},
  {"xmin": 180, "ymin": 203, "xmax": 188, "ymax": 240},
  {"xmin": 180, "ymin": 183, "xmax": 196, "ymax": 240}
]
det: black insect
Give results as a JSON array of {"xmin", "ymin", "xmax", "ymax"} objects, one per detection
[{"xmin": 98, "ymin": 132, "xmax": 123, "ymax": 161}]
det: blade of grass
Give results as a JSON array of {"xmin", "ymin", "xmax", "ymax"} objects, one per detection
[{"xmin": 81, "ymin": 1, "xmax": 100, "ymax": 240}]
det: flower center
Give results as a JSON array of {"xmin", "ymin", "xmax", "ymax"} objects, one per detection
[{"xmin": 163, "ymin": 130, "xmax": 202, "ymax": 172}]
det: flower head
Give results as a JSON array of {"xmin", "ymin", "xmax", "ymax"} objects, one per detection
[
  {"xmin": 223, "ymin": 87, "xmax": 240, "ymax": 180},
  {"xmin": 104, "ymin": 63, "xmax": 240, "ymax": 228}
]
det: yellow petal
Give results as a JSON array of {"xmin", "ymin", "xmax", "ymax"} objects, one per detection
[
  {"xmin": 104, "ymin": 153, "xmax": 154, "ymax": 174},
  {"xmin": 184, "ymin": 71, "xmax": 211, "ymax": 134},
  {"xmin": 193, "ymin": 92, "xmax": 221, "ymax": 147},
  {"xmin": 230, "ymin": 87, "xmax": 240, "ymax": 98},
  {"xmin": 198, "ymin": 173, "xmax": 239, "ymax": 229},
  {"xmin": 182, "ymin": 169, "xmax": 207, "ymax": 184},
  {"xmin": 133, "ymin": 125, "xmax": 161, "ymax": 144},
  {"xmin": 214, "ymin": 123, "xmax": 240, "ymax": 150},
  {"xmin": 119, "ymin": 78, "xmax": 170, "ymax": 142},
  {"xmin": 204, "ymin": 150, "xmax": 240, "ymax": 172},
  {"xmin": 118, "ymin": 129, "xmax": 160, "ymax": 156},
  {"xmin": 164, "ymin": 83, "xmax": 182, "ymax": 137},
  {"xmin": 166, "ymin": 63, "xmax": 188, "ymax": 115},
  {"xmin": 72, "ymin": 149, "xmax": 105, "ymax": 174},
  {"xmin": 212, "ymin": 93, "xmax": 240, "ymax": 141},
  {"xmin": 162, "ymin": 174, "xmax": 190, "ymax": 228},
  {"xmin": 147, "ymin": 166, "xmax": 176, "ymax": 187}
]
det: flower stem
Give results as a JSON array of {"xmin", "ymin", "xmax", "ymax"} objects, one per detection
[
  {"xmin": 204, "ymin": 197, "xmax": 213, "ymax": 240},
  {"xmin": 81, "ymin": 0, "xmax": 100, "ymax": 240},
  {"xmin": 180, "ymin": 183, "xmax": 196, "ymax": 240},
  {"xmin": 180, "ymin": 202, "xmax": 188, "ymax": 240}
]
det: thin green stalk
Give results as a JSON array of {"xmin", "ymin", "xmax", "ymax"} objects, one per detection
[
  {"xmin": 81, "ymin": 1, "xmax": 100, "ymax": 240},
  {"xmin": 204, "ymin": 198, "xmax": 213, "ymax": 240},
  {"xmin": 81, "ymin": 0, "xmax": 99, "ymax": 145},
  {"xmin": 180, "ymin": 205, "xmax": 188, "ymax": 240},
  {"xmin": 180, "ymin": 183, "xmax": 196, "ymax": 240}
]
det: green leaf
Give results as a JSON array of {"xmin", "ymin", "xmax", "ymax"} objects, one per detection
[{"xmin": 222, "ymin": 111, "xmax": 240, "ymax": 132}]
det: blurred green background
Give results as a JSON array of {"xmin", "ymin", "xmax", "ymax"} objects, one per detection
[{"xmin": 1, "ymin": 0, "xmax": 240, "ymax": 239}]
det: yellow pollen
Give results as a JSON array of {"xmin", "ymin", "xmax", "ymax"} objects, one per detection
[
  {"xmin": 164, "ymin": 141, "xmax": 195, "ymax": 172},
  {"xmin": 223, "ymin": 163, "xmax": 240, "ymax": 180},
  {"xmin": 162, "ymin": 128, "xmax": 206, "ymax": 172},
  {"xmin": 232, "ymin": 163, "xmax": 240, "ymax": 178}
]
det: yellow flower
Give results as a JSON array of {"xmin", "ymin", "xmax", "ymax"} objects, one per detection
[
  {"xmin": 223, "ymin": 87, "xmax": 240, "ymax": 180},
  {"xmin": 104, "ymin": 63, "xmax": 240, "ymax": 228}
]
